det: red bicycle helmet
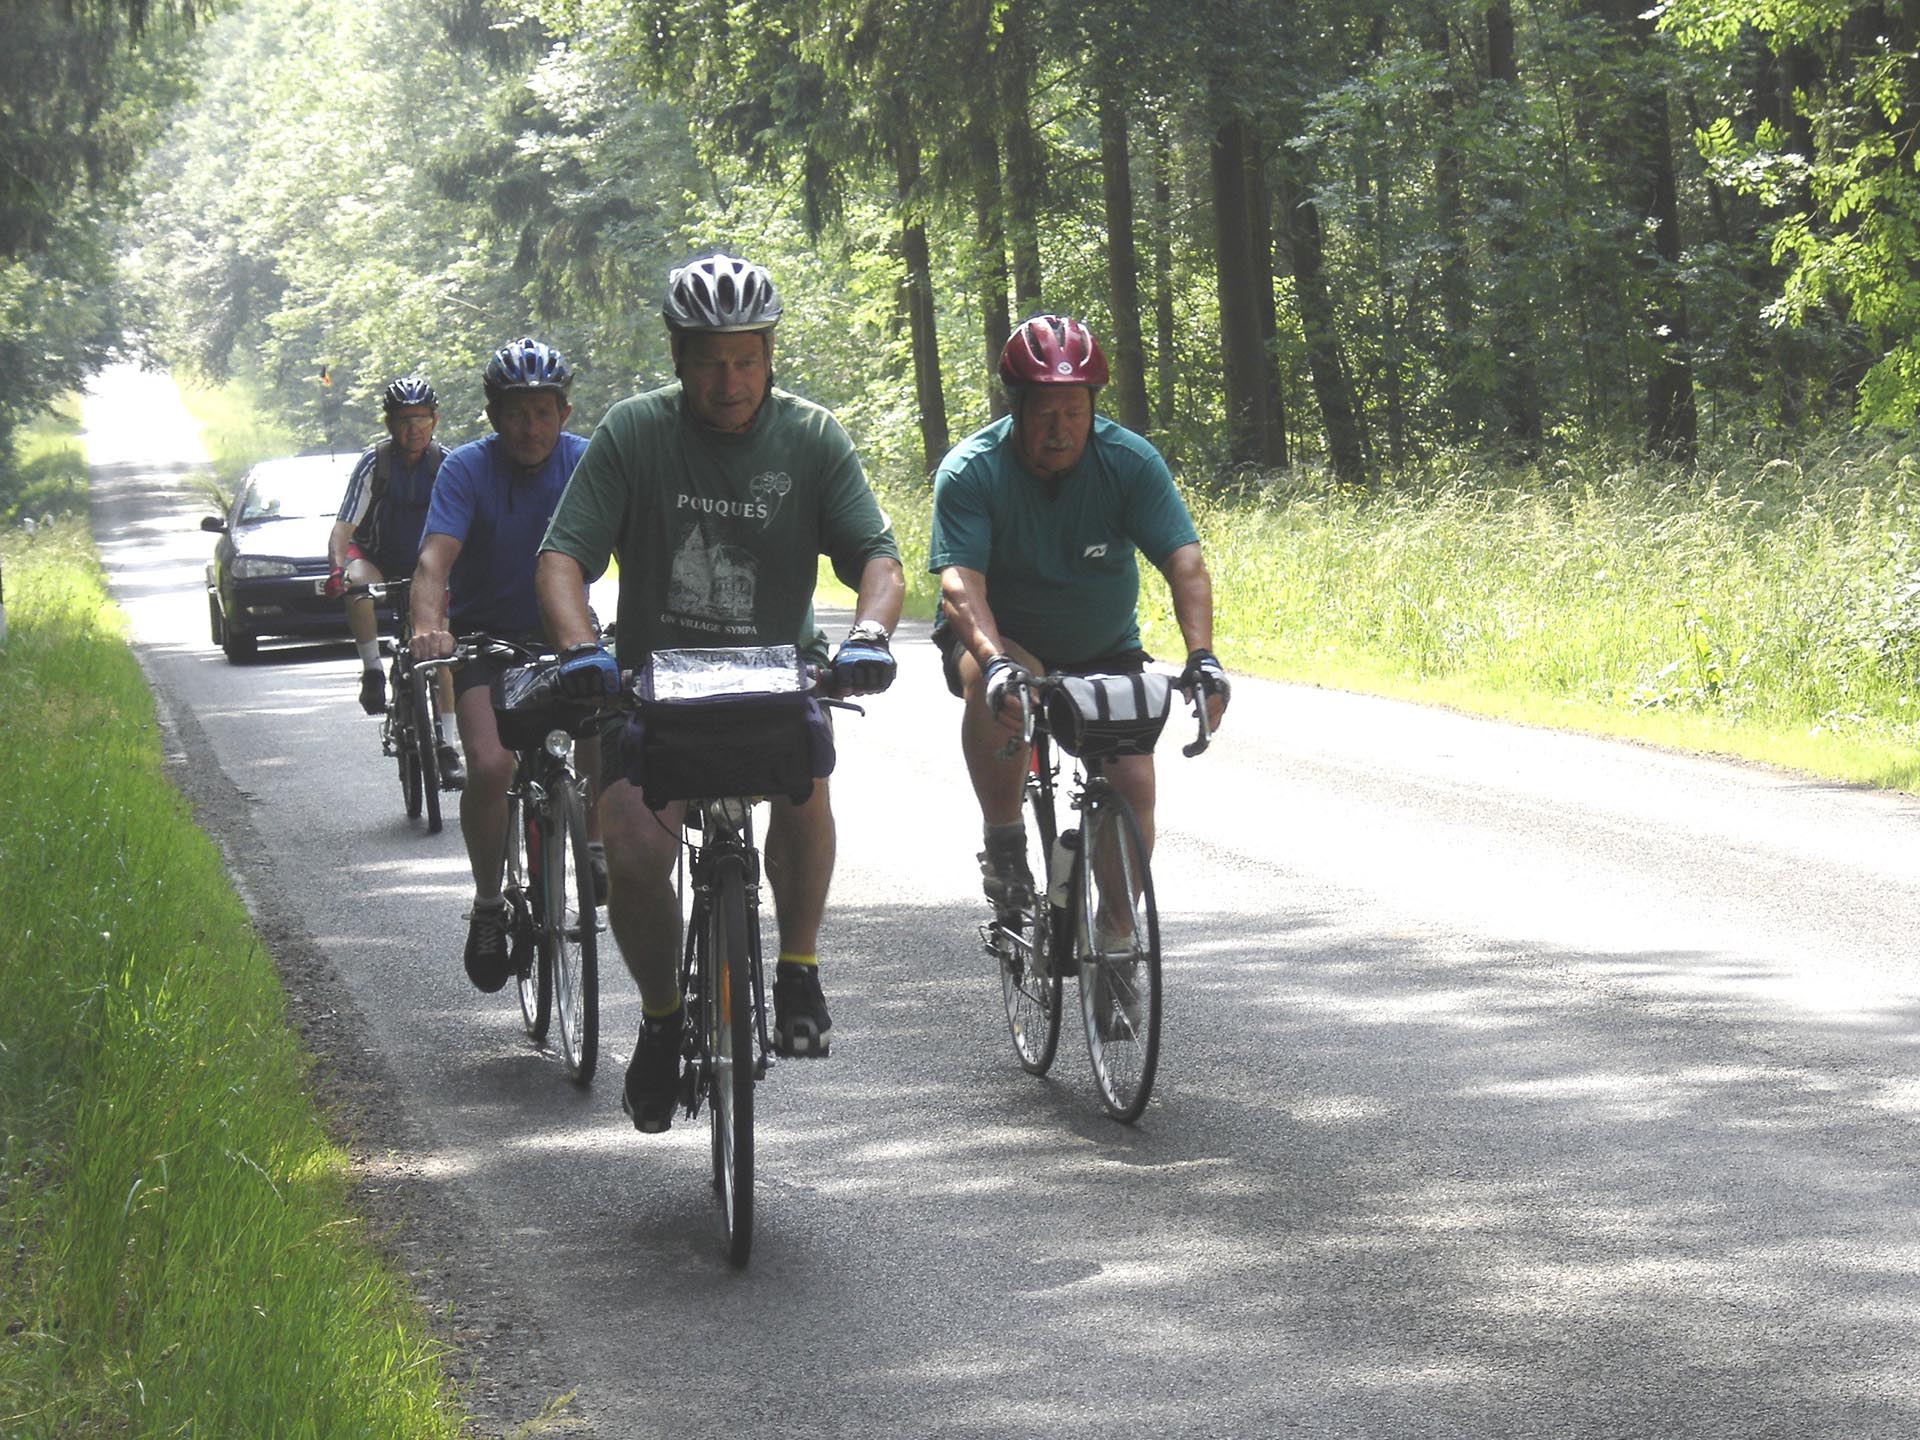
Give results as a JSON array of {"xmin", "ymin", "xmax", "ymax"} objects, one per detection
[{"xmin": 998, "ymin": 315, "xmax": 1109, "ymax": 389}]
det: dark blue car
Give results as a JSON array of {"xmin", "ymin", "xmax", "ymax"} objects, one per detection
[{"xmin": 201, "ymin": 452, "xmax": 380, "ymax": 663}]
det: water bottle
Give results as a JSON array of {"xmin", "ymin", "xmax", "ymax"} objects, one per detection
[{"xmin": 1048, "ymin": 828, "xmax": 1079, "ymax": 908}]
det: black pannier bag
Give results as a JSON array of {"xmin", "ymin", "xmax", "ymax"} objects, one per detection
[
  {"xmin": 1044, "ymin": 671, "xmax": 1174, "ymax": 759},
  {"xmin": 491, "ymin": 660, "xmax": 602, "ymax": 752},
  {"xmin": 626, "ymin": 646, "xmax": 835, "ymax": 809}
]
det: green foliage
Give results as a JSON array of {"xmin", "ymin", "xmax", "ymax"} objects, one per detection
[
  {"xmin": 1667, "ymin": 0, "xmax": 1920, "ymax": 426},
  {"xmin": 0, "ymin": 523, "xmax": 466, "ymax": 1435}
]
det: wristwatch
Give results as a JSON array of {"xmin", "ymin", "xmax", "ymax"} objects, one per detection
[{"xmin": 846, "ymin": 619, "xmax": 891, "ymax": 645}]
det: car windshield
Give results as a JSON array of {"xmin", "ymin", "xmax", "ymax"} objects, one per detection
[{"xmin": 236, "ymin": 461, "xmax": 351, "ymax": 525}]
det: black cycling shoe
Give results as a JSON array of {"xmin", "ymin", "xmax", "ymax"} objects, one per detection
[
  {"xmin": 437, "ymin": 741, "xmax": 466, "ymax": 791},
  {"xmin": 773, "ymin": 962, "xmax": 832, "ymax": 1058},
  {"xmin": 979, "ymin": 838, "xmax": 1034, "ymax": 912},
  {"xmin": 463, "ymin": 901, "xmax": 514, "ymax": 993},
  {"xmin": 622, "ymin": 1009, "xmax": 683, "ymax": 1133},
  {"xmin": 358, "ymin": 668, "xmax": 387, "ymax": 715}
]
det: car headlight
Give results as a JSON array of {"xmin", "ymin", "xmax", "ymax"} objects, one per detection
[{"xmin": 231, "ymin": 557, "xmax": 298, "ymax": 579}]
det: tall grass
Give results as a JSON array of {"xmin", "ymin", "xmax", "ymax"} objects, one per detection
[
  {"xmin": 175, "ymin": 373, "xmax": 304, "ymax": 512},
  {"xmin": 1135, "ymin": 437, "xmax": 1920, "ymax": 788},
  {"xmin": 0, "ymin": 521, "xmax": 465, "ymax": 1436},
  {"xmin": 1, "ymin": 404, "xmax": 89, "ymax": 525}
]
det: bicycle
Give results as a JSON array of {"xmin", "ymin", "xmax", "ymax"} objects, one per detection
[
  {"xmin": 983, "ymin": 669, "xmax": 1211, "ymax": 1123},
  {"xmin": 423, "ymin": 636, "xmax": 602, "ymax": 1085},
  {"xmin": 357, "ymin": 578, "xmax": 447, "ymax": 833},
  {"xmin": 622, "ymin": 644, "xmax": 855, "ymax": 1267}
]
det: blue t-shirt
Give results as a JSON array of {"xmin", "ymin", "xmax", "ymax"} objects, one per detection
[
  {"xmin": 928, "ymin": 416, "xmax": 1198, "ymax": 661},
  {"xmin": 423, "ymin": 431, "xmax": 589, "ymax": 635}
]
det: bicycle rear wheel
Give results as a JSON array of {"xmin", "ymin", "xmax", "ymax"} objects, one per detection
[
  {"xmin": 1075, "ymin": 785, "xmax": 1161, "ymax": 1122},
  {"xmin": 411, "ymin": 667, "xmax": 442, "ymax": 835},
  {"xmin": 507, "ymin": 791, "xmax": 550, "ymax": 1041},
  {"xmin": 544, "ymin": 784, "xmax": 599, "ymax": 1085},
  {"xmin": 704, "ymin": 852, "xmax": 754, "ymax": 1267},
  {"xmin": 998, "ymin": 749, "xmax": 1062, "ymax": 1075}
]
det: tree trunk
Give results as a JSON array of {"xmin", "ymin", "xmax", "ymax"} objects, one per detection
[
  {"xmin": 1275, "ymin": 153, "xmax": 1368, "ymax": 485},
  {"xmin": 1618, "ymin": 2, "xmax": 1697, "ymax": 462},
  {"xmin": 968, "ymin": 105, "xmax": 1012, "ymax": 421},
  {"xmin": 895, "ymin": 134, "xmax": 950, "ymax": 476},
  {"xmin": 1485, "ymin": 0, "xmax": 1542, "ymax": 458},
  {"xmin": 1098, "ymin": 78, "xmax": 1151, "ymax": 434},
  {"xmin": 1245, "ymin": 136, "xmax": 1288, "ymax": 467},
  {"xmin": 1149, "ymin": 111, "xmax": 1178, "ymax": 443},
  {"xmin": 1002, "ymin": 5, "xmax": 1044, "ymax": 314},
  {"xmin": 1209, "ymin": 112, "xmax": 1271, "ymax": 468}
]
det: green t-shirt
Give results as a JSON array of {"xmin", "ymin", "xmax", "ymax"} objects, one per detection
[
  {"xmin": 541, "ymin": 384, "xmax": 898, "ymax": 664},
  {"xmin": 928, "ymin": 415, "xmax": 1198, "ymax": 661}
]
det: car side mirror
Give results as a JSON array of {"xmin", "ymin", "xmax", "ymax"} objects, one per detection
[{"xmin": 201, "ymin": 515, "xmax": 227, "ymax": 534}]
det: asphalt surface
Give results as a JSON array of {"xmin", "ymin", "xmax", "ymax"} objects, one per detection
[{"xmin": 83, "ymin": 363, "xmax": 1920, "ymax": 1438}]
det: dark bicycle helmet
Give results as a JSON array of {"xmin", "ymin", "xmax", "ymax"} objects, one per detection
[
  {"xmin": 382, "ymin": 375, "xmax": 437, "ymax": 414},
  {"xmin": 999, "ymin": 314, "xmax": 1109, "ymax": 390},
  {"xmin": 662, "ymin": 252, "xmax": 783, "ymax": 334},
  {"xmin": 483, "ymin": 337, "xmax": 573, "ymax": 402}
]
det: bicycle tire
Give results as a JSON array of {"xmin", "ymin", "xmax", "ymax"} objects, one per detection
[
  {"xmin": 413, "ymin": 666, "xmax": 442, "ymax": 835},
  {"xmin": 393, "ymin": 660, "xmax": 423, "ymax": 820},
  {"xmin": 999, "ymin": 740, "xmax": 1062, "ymax": 1075},
  {"xmin": 1075, "ymin": 785, "xmax": 1161, "ymax": 1122},
  {"xmin": 546, "ymin": 784, "xmax": 599, "ymax": 1085},
  {"xmin": 507, "ymin": 791, "xmax": 550, "ymax": 1041},
  {"xmin": 705, "ymin": 852, "xmax": 754, "ymax": 1267}
]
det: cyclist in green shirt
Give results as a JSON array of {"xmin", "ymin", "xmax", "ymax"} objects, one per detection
[
  {"xmin": 537, "ymin": 252, "xmax": 903, "ymax": 1134},
  {"xmin": 929, "ymin": 314, "xmax": 1231, "ymax": 908}
]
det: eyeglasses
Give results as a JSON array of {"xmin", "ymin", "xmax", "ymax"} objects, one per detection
[{"xmin": 392, "ymin": 414, "xmax": 436, "ymax": 430}]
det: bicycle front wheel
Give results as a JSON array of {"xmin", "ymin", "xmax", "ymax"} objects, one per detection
[
  {"xmin": 543, "ymin": 784, "xmax": 599, "ymax": 1085},
  {"xmin": 1076, "ymin": 785, "xmax": 1161, "ymax": 1122},
  {"xmin": 412, "ymin": 667, "xmax": 442, "ymax": 835},
  {"xmin": 507, "ymin": 791, "xmax": 549, "ymax": 1041},
  {"xmin": 998, "ymin": 751, "xmax": 1062, "ymax": 1075},
  {"xmin": 392, "ymin": 661, "xmax": 422, "ymax": 820},
  {"xmin": 704, "ymin": 852, "xmax": 755, "ymax": 1268}
]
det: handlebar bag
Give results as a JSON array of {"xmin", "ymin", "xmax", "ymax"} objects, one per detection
[
  {"xmin": 1045, "ymin": 671, "xmax": 1173, "ymax": 759},
  {"xmin": 491, "ymin": 660, "xmax": 604, "ymax": 752},
  {"xmin": 627, "ymin": 646, "xmax": 835, "ymax": 809}
]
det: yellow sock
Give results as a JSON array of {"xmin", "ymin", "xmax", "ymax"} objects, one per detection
[
  {"xmin": 777, "ymin": 952, "xmax": 817, "ymax": 968},
  {"xmin": 643, "ymin": 994, "xmax": 682, "ymax": 1020}
]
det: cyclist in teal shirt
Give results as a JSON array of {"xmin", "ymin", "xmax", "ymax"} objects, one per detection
[{"xmin": 929, "ymin": 314, "xmax": 1230, "ymax": 908}]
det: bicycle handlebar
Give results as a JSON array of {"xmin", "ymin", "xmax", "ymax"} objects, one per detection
[{"xmin": 998, "ymin": 670, "xmax": 1212, "ymax": 761}]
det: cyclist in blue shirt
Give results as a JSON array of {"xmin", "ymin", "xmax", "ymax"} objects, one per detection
[
  {"xmin": 410, "ymin": 338, "xmax": 603, "ymax": 992},
  {"xmin": 326, "ymin": 376, "xmax": 463, "ymax": 788}
]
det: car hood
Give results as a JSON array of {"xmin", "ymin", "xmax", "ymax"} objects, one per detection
[{"xmin": 228, "ymin": 513, "xmax": 334, "ymax": 561}]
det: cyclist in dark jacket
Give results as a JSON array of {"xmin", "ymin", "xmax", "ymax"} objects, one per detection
[{"xmin": 327, "ymin": 376, "xmax": 463, "ymax": 788}]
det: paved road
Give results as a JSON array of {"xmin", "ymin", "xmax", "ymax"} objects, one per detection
[{"xmin": 85, "ymin": 364, "xmax": 1920, "ymax": 1438}]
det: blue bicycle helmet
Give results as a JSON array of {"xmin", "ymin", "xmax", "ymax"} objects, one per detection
[
  {"xmin": 382, "ymin": 375, "xmax": 437, "ymax": 414},
  {"xmin": 483, "ymin": 337, "xmax": 573, "ymax": 402}
]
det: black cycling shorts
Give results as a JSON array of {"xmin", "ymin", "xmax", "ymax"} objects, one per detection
[{"xmin": 932, "ymin": 627, "xmax": 1150, "ymax": 699}]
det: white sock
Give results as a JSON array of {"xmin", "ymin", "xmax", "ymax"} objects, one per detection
[{"xmin": 357, "ymin": 639, "xmax": 381, "ymax": 669}]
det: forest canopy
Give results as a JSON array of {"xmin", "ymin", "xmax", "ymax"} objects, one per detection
[{"xmin": 9, "ymin": 0, "xmax": 1920, "ymax": 488}]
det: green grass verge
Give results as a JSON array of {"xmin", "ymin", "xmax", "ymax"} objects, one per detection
[
  {"xmin": 1, "ymin": 403, "xmax": 90, "ymax": 527},
  {"xmin": 0, "ymin": 521, "xmax": 466, "ymax": 1437}
]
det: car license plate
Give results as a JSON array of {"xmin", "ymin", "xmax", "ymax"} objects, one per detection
[{"xmin": 313, "ymin": 577, "xmax": 332, "ymax": 595}]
